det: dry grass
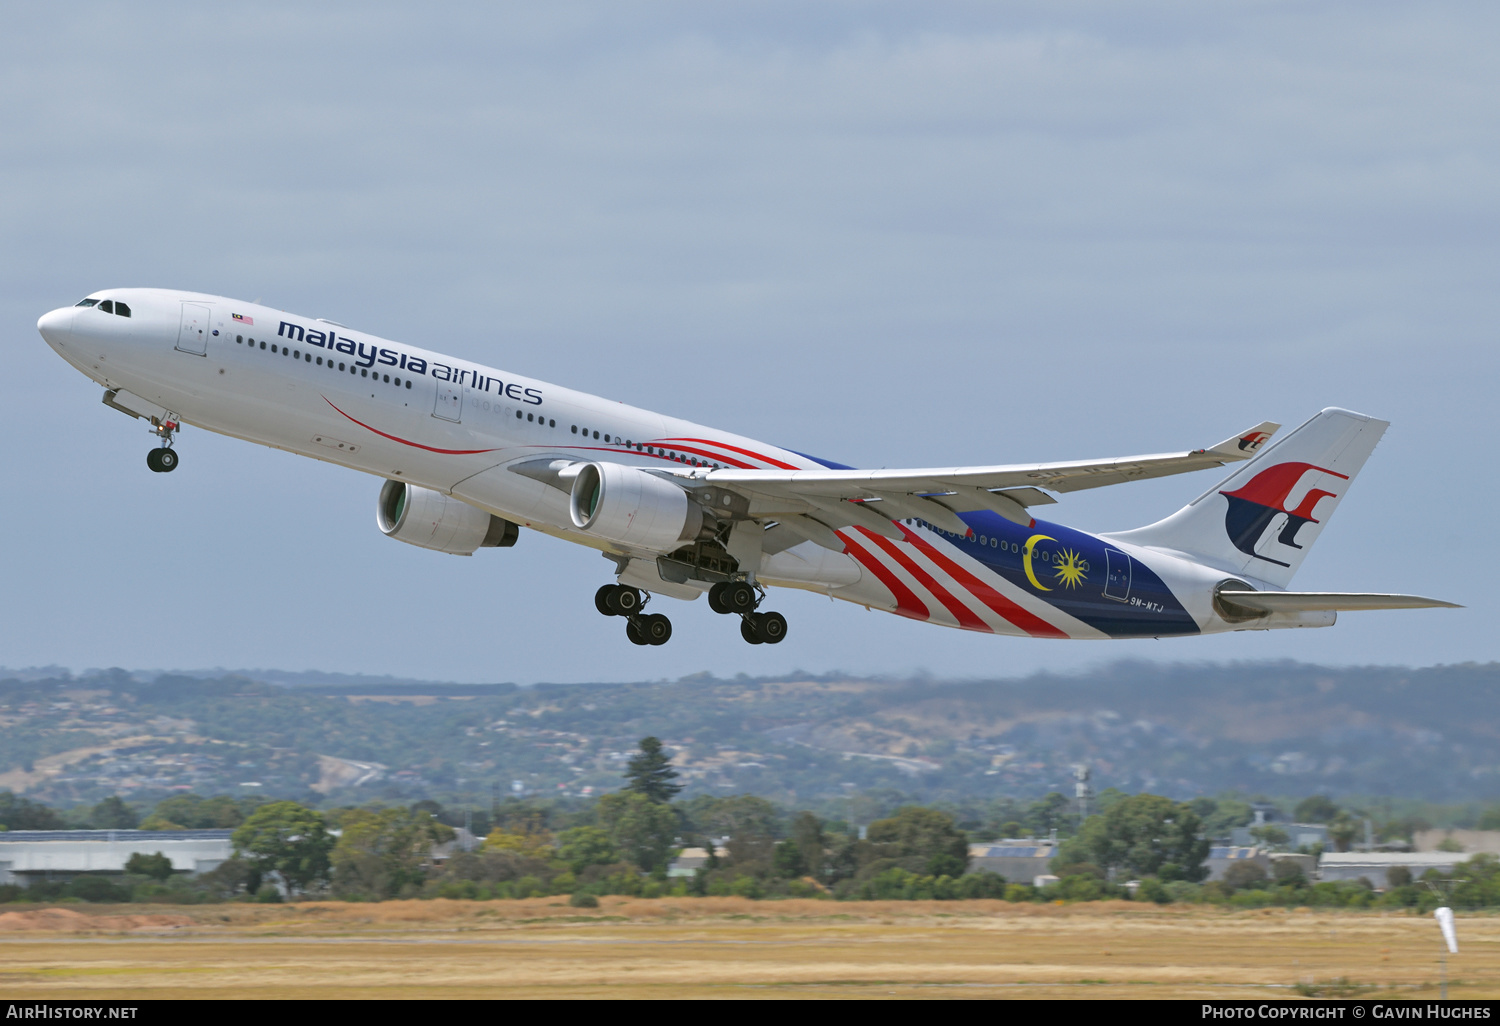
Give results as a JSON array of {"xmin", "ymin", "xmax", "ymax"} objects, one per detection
[{"xmin": 0, "ymin": 898, "xmax": 1493, "ymax": 999}]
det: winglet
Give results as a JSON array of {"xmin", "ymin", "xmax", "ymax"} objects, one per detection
[{"xmin": 1204, "ymin": 421, "xmax": 1281, "ymax": 460}]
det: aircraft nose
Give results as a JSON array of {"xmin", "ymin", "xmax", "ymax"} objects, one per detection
[{"xmin": 37, "ymin": 307, "xmax": 76, "ymax": 348}]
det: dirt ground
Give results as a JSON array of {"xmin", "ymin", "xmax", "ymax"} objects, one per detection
[{"xmin": 0, "ymin": 898, "xmax": 1492, "ymax": 999}]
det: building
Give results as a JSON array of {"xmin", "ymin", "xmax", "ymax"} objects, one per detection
[
  {"xmin": 1414, "ymin": 829, "xmax": 1500, "ymax": 855},
  {"xmin": 0, "ymin": 830, "xmax": 234, "ymax": 886},
  {"xmin": 1230, "ymin": 821, "xmax": 1330, "ymax": 850},
  {"xmin": 1204, "ymin": 846, "xmax": 1269, "ymax": 882},
  {"xmin": 1317, "ymin": 851, "xmax": 1467, "ymax": 886},
  {"xmin": 667, "ymin": 846, "xmax": 725, "ymax": 878},
  {"xmin": 967, "ymin": 842, "xmax": 1058, "ymax": 884}
]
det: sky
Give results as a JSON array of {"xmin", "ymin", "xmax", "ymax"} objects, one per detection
[{"xmin": 2, "ymin": 2, "xmax": 1496, "ymax": 684}]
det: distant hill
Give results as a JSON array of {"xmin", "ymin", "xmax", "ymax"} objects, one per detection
[{"xmin": 0, "ymin": 660, "xmax": 1495, "ymax": 808}]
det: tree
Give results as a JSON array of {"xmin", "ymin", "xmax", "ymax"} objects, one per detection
[
  {"xmin": 1294, "ymin": 795, "xmax": 1340, "ymax": 824},
  {"xmin": 330, "ymin": 807, "xmax": 453, "ymax": 899},
  {"xmin": 1056, "ymin": 794, "xmax": 1210, "ymax": 882},
  {"xmin": 772, "ymin": 840, "xmax": 805, "ymax": 878},
  {"xmin": 790, "ymin": 812, "xmax": 826, "ymax": 879},
  {"xmin": 1221, "ymin": 860, "xmax": 1268, "ymax": 891},
  {"xmin": 231, "ymin": 801, "xmax": 334, "ymax": 894},
  {"xmin": 125, "ymin": 851, "xmax": 174, "ymax": 881},
  {"xmin": 624, "ymin": 737, "xmax": 682, "ymax": 804},
  {"xmin": 143, "ymin": 793, "xmax": 253, "ymax": 830},
  {"xmin": 556, "ymin": 826, "xmax": 620, "ymax": 874},
  {"xmin": 866, "ymin": 806, "xmax": 969, "ymax": 877},
  {"xmin": 90, "ymin": 796, "xmax": 138, "ymax": 829},
  {"xmin": 597, "ymin": 792, "xmax": 678, "ymax": 873},
  {"xmin": 0, "ymin": 792, "xmax": 63, "ymax": 831},
  {"xmin": 1328, "ymin": 811, "xmax": 1360, "ymax": 852},
  {"xmin": 1025, "ymin": 792, "xmax": 1073, "ymax": 836}
]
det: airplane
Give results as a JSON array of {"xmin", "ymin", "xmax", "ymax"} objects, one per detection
[{"xmin": 37, "ymin": 288, "xmax": 1457, "ymax": 647}]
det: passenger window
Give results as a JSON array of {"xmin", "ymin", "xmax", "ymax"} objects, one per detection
[
  {"xmin": 593, "ymin": 431, "xmax": 600, "ymax": 440},
  {"xmin": 527, "ymin": 413, "xmax": 534, "ymax": 422},
  {"xmin": 405, "ymin": 381, "xmax": 411, "ymax": 389},
  {"xmin": 99, "ymin": 300, "xmax": 114, "ymax": 313},
  {"xmin": 260, "ymin": 341, "xmax": 266, "ymax": 350},
  {"xmin": 516, "ymin": 410, "xmax": 522, "ymax": 419},
  {"xmin": 76, "ymin": 298, "xmax": 99, "ymax": 307},
  {"xmin": 571, "ymin": 425, "xmax": 578, "ymax": 434},
  {"xmin": 549, "ymin": 419, "xmax": 555, "ymax": 428},
  {"xmin": 115, "ymin": 303, "xmax": 130, "ymax": 317},
  {"xmin": 383, "ymin": 374, "xmax": 390, "ymax": 383},
  {"xmin": 361, "ymin": 368, "xmax": 368, "ymax": 377},
  {"xmin": 236, "ymin": 335, "xmax": 243, "ymax": 344}
]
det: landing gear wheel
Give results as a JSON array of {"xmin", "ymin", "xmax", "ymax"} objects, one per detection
[
  {"xmin": 596, "ymin": 584, "xmax": 643, "ymax": 617},
  {"xmin": 723, "ymin": 582, "xmax": 756, "ymax": 614},
  {"xmin": 595, "ymin": 585, "xmax": 616, "ymax": 617},
  {"xmin": 156, "ymin": 448, "xmax": 178, "ymax": 472},
  {"xmin": 707, "ymin": 583, "xmax": 731, "ymax": 615},
  {"xmin": 740, "ymin": 618, "xmax": 764, "ymax": 645},
  {"xmin": 146, "ymin": 449, "xmax": 162, "ymax": 473},
  {"xmin": 625, "ymin": 617, "xmax": 650, "ymax": 646},
  {"xmin": 756, "ymin": 611, "xmax": 787, "ymax": 644},
  {"xmin": 640, "ymin": 613, "xmax": 672, "ymax": 646}
]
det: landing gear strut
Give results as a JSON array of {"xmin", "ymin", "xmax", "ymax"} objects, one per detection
[
  {"xmin": 596, "ymin": 584, "xmax": 671, "ymax": 646},
  {"xmin": 146, "ymin": 416, "xmax": 180, "ymax": 473},
  {"xmin": 709, "ymin": 582, "xmax": 787, "ymax": 645}
]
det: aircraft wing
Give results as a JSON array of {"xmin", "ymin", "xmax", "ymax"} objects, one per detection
[{"xmin": 702, "ymin": 420, "xmax": 1281, "ymax": 538}]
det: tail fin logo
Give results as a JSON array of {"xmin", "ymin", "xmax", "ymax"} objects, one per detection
[
  {"xmin": 1238, "ymin": 431, "xmax": 1272, "ymax": 452},
  {"xmin": 1220, "ymin": 462, "xmax": 1349, "ymax": 567}
]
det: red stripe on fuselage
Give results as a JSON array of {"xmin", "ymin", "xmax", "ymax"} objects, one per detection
[
  {"xmin": 841, "ymin": 534, "xmax": 930, "ymax": 621},
  {"xmin": 322, "ymin": 398, "xmax": 500, "ymax": 455},
  {"xmin": 898, "ymin": 525, "xmax": 1070, "ymax": 639},
  {"xmin": 856, "ymin": 528, "xmax": 989, "ymax": 632},
  {"xmin": 659, "ymin": 437, "xmax": 800, "ymax": 470}
]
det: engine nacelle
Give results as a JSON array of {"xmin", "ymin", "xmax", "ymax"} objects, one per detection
[
  {"xmin": 378, "ymin": 480, "xmax": 518, "ymax": 555},
  {"xmin": 568, "ymin": 462, "xmax": 703, "ymax": 551}
]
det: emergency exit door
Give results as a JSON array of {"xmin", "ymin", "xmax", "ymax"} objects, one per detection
[{"xmin": 433, "ymin": 382, "xmax": 463, "ymax": 422}]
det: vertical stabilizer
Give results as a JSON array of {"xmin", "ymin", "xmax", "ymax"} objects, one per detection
[{"xmin": 1104, "ymin": 408, "xmax": 1387, "ymax": 588}]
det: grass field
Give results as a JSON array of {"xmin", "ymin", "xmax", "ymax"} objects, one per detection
[{"xmin": 0, "ymin": 899, "xmax": 1493, "ymax": 999}]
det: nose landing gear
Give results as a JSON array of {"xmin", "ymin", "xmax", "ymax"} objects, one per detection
[
  {"xmin": 596, "ymin": 584, "xmax": 672, "ymax": 646},
  {"xmin": 709, "ymin": 582, "xmax": 788, "ymax": 645},
  {"xmin": 145, "ymin": 416, "xmax": 180, "ymax": 473}
]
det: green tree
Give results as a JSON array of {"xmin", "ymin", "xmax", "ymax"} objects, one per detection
[
  {"xmin": 1328, "ymin": 811, "xmax": 1360, "ymax": 852},
  {"xmin": 144, "ymin": 794, "xmax": 252, "ymax": 830},
  {"xmin": 598, "ymin": 792, "xmax": 678, "ymax": 873},
  {"xmin": 231, "ymin": 801, "xmax": 334, "ymax": 894},
  {"xmin": 330, "ymin": 807, "xmax": 452, "ymax": 899},
  {"xmin": 624, "ymin": 737, "xmax": 682, "ymax": 804},
  {"xmin": 1025, "ymin": 792, "xmax": 1073, "ymax": 836},
  {"xmin": 124, "ymin": 851, "xmax": 174, "ymax": 881},
  {"xmin": 1056, "ymin": 794, "xmax": 1210, "ymax": 882},
  {"xmin": 866, "ymin": 806, "xmax": 969, "ymax": 877},
  {"xmin": 556, "ymin": 826, "xmax": 620, "ymax": 874},
  {"xmin": 772, "ymin": 840, "xmax": 805, "ymax": 878},
  {"xmin": 90, "ymin": 795, "xmax": 138, "ymax": 829},
  {"xmin": 0, "ymin": 792, "xmax": 63, "ymax": 831},
  {"xmin": 1294, "ymin": 795, "xmax": 1340, "ymax": 824},
  {"xmin": 790, "ymin": 811, "xmax": 826, "ymax": 879}
]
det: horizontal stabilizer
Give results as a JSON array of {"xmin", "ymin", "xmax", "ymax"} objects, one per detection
[{"xmin": 1216, "ymin": 591, "xmax": 1461, "ymax": 613}]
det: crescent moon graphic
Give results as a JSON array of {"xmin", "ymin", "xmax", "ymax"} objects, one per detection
[{"xmin": 1023, "ymin": 534, "xmax": 1056, "ymax": 591}]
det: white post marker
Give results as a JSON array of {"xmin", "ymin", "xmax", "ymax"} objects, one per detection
[{"xmin": 1435, "ymin": 906, "xmax": 1458, "ymax": 999}]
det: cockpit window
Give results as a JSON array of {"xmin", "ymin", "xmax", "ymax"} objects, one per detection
[
  {"xmin": 99, "ymin": 300, "xmax": 114, "ymax": 313},
  {"xmin": 76, "ymin": 298, "xmax": 99, "ymax": 307},
  {"xmin": 114, "ymin": 302, "xmax": 130, "ymax": 317}
]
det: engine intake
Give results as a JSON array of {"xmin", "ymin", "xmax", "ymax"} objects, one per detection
[
  {"xmin": 378, "ymin": 480, "xmax": 518, "ymax": 555},
  {"xmin": 568, "ymin": 462, "xmax": 703, "ymax": 551}
]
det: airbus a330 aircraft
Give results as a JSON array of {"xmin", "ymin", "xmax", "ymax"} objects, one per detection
[{"xmin": 38, "ymin": 289, "xmax": 1456, "ymax": 647}]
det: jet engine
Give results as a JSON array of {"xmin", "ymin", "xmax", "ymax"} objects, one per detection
[
  {"xmin": 568, "ymin": 462, "xmax": 704, "ymax": 551},
  {"xmin": 377, "ymin": 480, "xmax": 518, "ymax": 555}
]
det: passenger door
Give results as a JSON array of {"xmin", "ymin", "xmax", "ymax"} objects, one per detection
[
  {"xmin": 433, "ymin": 382, "xmax": 463, "ymax": 422},
  {"xmin": 176, "ymin": 303, "xmax": 210, "ymax": 355},
  {"xmin": 1103, "ymin": 548, "xmax": 1132, "ymax": 602}
]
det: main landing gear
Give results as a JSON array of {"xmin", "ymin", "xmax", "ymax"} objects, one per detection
[
  {"xmin": 708, "ymin": 581, "xmax": 788, "ymax": 645},
  {"xmin": 596, "ymin": 584, "xmax": 672, "ymax": 647},
  {"xmin": 145, "ymin": 417, "xmax": 180, "ymax": 473}
]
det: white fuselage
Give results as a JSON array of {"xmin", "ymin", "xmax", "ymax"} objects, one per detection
[{"xmin": 38, "ymin": 287, "xmax": 1307, "ymax": 641}]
